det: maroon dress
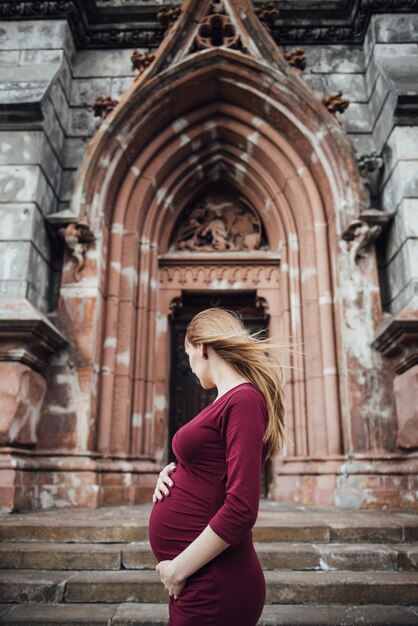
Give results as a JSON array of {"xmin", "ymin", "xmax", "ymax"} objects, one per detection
[{"xmin": 148, "ymin": 383, "xmax": 268, "ymax": 626}]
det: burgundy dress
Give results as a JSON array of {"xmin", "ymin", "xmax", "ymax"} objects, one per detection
[{"xmin": 148, "ymin": 383, "xmax": 268, "ymax": 626}]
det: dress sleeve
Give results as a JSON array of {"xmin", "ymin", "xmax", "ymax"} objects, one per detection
[{"xmin": 208, "ymin": 390, "xmax": 267, "ymax": 547}]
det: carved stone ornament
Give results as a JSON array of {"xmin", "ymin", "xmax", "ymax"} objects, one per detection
[
  {"xmin": 131, "ymin": 49, "xmax": 156, "ymax": 74},
  {"xmin": 172, "ymin": 199, "xmax": 266, "ymax": 253},
  {"xmin": 255, "ymin": 1, "xmax": 279, "ymax": 31},
  {"xmin": 157, "ymin": 6, "xmax": 182, "ymax": 36},
  {"xmin": 58, "ymin": 220, "xmax": 96, "ymax": 281},
  {"xmin": 342, "ymin": 209, "xmax": 392, "ymax": 263},
  {"xmin": 193, "ymin": 3, "xmax": 241, "ymax": 51},
  {"xmin": 322, "ymin": 92, "xmax": 350, "ymax": 116},
  {"xmin": 160, "ymin": 264, "xmax": 280, "ymax": 290},
  {"xmin": 2, "ymin": 1, "xmax": 418, "ymax": 48},
  {"xmin": 90, "ymin": 96, "xmax": 119, "ymax": 125},
  {"xmin": 357, "ymin": 151, "xmax": 384, "ymax": 176},
  {"xmin": 284, "ymin": 48, "xmax": 306, "ymax": 72}
]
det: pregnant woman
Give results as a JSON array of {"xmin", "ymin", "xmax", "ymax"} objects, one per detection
[{"xmin": 148, "ymin": 308, "xmax": 287, "ymax": 626}]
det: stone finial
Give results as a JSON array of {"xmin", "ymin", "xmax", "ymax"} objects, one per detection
[
  {"xmin": 157, "ymin": 6, "xmax": 182, "ymax": 36},
  {"xmin": 58, "ymin": 220, "xmax": 95, "ymax": 282},
  {"xmin": 322, "ymin": 92, "xmax": 350, "ymax": 115},
  {"xmin": 255, "ymin": 2, "xmax": 279, "ymax": 31},
  {"xmin": 90, "ymin": 96, "xmax": 119, "ymax": 125},
  {"xmin": 284, "ymin": 48, "xmax": 306, "ymax": 72},
  {"xmin": 131, "ymin": 50, "xmax": 156, "ymax": 74}
]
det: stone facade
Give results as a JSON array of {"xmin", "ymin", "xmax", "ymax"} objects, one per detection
[{"xmin": 0, "ymin": 0, "xmax": 417, "ymax": 513}]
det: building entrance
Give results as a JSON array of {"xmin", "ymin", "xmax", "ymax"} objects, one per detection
[{"xmin": 168, "ymin": 291, "xmax": 271, "ymax": 495}]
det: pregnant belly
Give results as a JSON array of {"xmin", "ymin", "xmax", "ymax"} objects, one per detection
[{"xmin": 148, "ymin": 464, "xmax": 219, "ymax": 562}]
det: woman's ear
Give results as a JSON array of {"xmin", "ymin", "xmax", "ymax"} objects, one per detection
[{"xmin": 199, "ymin": 343, "xmax": 209, "ymax": 359}]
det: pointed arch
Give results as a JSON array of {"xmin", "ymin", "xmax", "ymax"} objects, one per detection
[{"xmin": 69, "ymin": 0, "xmax": 369, "ymax": 499}]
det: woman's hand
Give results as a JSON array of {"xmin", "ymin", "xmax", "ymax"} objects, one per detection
[
  {"xmin": 152, "ymin": 462, "xmax": 177, "ymax": 503},
  {"xmin": 156, "ymin": 560, "xmax": 186, "ymax": 599}
]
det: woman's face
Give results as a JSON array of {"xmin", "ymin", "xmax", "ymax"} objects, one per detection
[{"xmin": 184, "ymin": 337, "xmax": 214, "ymax": 389}]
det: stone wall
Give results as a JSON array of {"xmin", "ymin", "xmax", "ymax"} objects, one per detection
[{"xmin": 0, "ymin": 7, "xmax": 417, "ymax": 512}]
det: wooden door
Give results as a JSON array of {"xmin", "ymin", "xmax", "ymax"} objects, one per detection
[{"xmin": 168, "ymin": 291, "xmax": 271, "ymax": 495}]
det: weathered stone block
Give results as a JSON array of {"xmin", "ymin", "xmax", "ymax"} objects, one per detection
[
  {"xmin": 67, "ymin": 107, "xmax": 97, "ymax": 138},
  {"xmin": 304, "ymin": 45, "xmax": 365, "ymax": 74},
  {"xmin": 42, "ymin": 97, "xmax": 66, "ymax": 163},
  {"xmin": 20, "ymin": 49, "xmax": 63, "ymax": 66},
  {"xmin": 0, "ymin": 542, "xmax": 122, "ymax": 571},
  {"xmin": 49, "ymin": 78, "xmax": 70, "ymax": 131},
  {"xmin": 374, "ymin": 14, "xmax": 418, "ymax": 43},
  {"xmin": 70, "ymin": 78, "xmax": 112, "ymax": 107},
  {"xmin": 0, "ymin": 362, "xmax": 46, "ymax": 447},
  {"xmin": 73, "ymin": 49, "xmax": 137, "ymax": 78},
  {"xmin": 111, "ymin": 76, "xmax": 135, "ymax": 100},
  {"xmin": 112, "ymin": 603, "xmax": 169, "ymax": 626},
  {"xmin": 382, "ymin": 160, "xmax": 418, "ymax": 214},
  {"xmin": 0, "ymin": 21, "xmax": 70, "ymax": 50},
  {"xmin": 394, "ymin": 364, "xmax": 418, "ymax": 450},
  {"xmin": 264, "ymin": 570, "xmax": 418, "ymax": 604},
  {"xmin": 64, "ymin": 570, "xmax": 165, "ymax": 603},
  {"xmin": 0, "ymin": 165, "xmax": 39, "ymax": 203},
  {"xmin": 59, "ymin": 168, "xmax": 79, "ymax": 203},
  {"xmin": 0, "ymin": 131, "xmax": 62, "ymax": 194},
  {"xmin": 324, "ymin": 73, "xmax": 368, "ymax": 103},
  {"xmin": 341, "ymin": 102, "xmax": 373, "ymax": 134},
  {"xmin": 0, "ymin": 570, "xmax": 68, "ymax": 603},
  {"xmin": 0, "ymin": 50, "xmax": 20, "ymax": 66},
  {"xmin": 383, "ymin": 129, "xmax": 418, "ymax": 188},
  {"xmin": 63, "ymin": 138, "xmax": 89, "ymax": 169},
  {"xmin": 372, "ymin": 89, "xmax": 397, "ymax": 156},
  {"xmin": 1, "ymin": 603, "xmax": 117, "ymax": 625}
]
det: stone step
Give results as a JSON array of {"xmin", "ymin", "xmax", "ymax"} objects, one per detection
[
  {"xmin": 1, "ymin": 503, "xmax": 417, "ymax": 545},
  {"xmin": 1, "ymin": 521, "xmax": 415, "ymax": 544},
  {"xmin": 1, "ymin": 603, "xmax": 418, "ymax": 625},
  {"xmin": 1, "ymin": 541, "xmax": 417, "ymax": 572},
  {"xmin": 1, "ymin": 569, "xmax": 417, "ymax": 605}
]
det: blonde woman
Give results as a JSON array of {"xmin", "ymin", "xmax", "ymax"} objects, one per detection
[{"xmin": 148, "ymin": 308, "xmax": 286, "ymax": 626}]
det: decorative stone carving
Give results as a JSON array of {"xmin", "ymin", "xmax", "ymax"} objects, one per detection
[
  {"xmin": 90, "ymin": 96, "xmax": 119, "ymax": 124},
  {"xmin": 373, "ymin": 318, "xmax": 418, "ymax": 375},
  {"xmin": 284, "ymin": 48, "xmax": 306, "ymax": 71},
  {"xmin": 357, "ymin": 152, "xmax": 384, "ymax": 176},
  {"xmin": 255, "ymin": 2, "xmax": 279, "ymax": 31},
  {"xmin": 194, "ymin": 4, "xmax": 241, "ymax": 51},
  {"xmin": 159, "ymin": 264, "xmax": 280, "ymax": 290},
  {"xmin": 172, "ymin": 200, "xmax": 265, "ymax": 252},
  {"xmin": 131, "ymin": 49, "xmax": 156, "ymax": 74},
  {"xmin": 342, "ymin": 209, "xmax": 392, "ymax": 263},
  {"xmin": 58, "ymin": 220, "xmax": 96, "ymax": 282},
  {"xmin": 322, "ymin": 92, "xmax": 350, "ymax": 116},
  {"xmin": 3, "ymin": 1, "xmax": 418, "ymax": 48},
  {"xmin": 157, "ymin": 6, "xmax": 182, "ymax": 36}
]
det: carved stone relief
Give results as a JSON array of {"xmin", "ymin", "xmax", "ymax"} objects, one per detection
[
  {"xmin": 159, "ymin": 264, "xmax": 279, "ymax": 290},
  {"xmin": 171, "ymin": 193, "xmax": 267, "ymax": 253}
]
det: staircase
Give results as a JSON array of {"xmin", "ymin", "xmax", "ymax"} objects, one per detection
[{"xmin": 0, "ymin": 501, "xmax": 417, "ymax": 625}]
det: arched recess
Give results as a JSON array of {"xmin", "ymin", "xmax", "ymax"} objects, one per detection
[{"xmin": 70, "ymin": 39, "xmax": 368, "ymax": 499}]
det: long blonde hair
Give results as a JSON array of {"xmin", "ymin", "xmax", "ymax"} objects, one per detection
[{"xmin": 186, "ymin": 308, "xmax": 287, "ymax": 459}]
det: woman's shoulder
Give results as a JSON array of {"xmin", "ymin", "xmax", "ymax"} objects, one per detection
[{"xmin": 228, "ymin": 382, "xmax": 267, "ymax": 407}]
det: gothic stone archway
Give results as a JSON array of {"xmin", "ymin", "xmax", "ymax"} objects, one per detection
[{"xmin": 56, "ymin": 0, "xmax": 406, "ymax": 509}]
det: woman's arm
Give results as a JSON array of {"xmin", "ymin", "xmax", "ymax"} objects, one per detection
[{"xmin": 156, "ymin": 525, "xmax": 229, "ymax": 598}]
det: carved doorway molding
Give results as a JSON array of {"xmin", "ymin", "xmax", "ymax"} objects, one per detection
[{"xmin": 156, "ymin": 255, "xmax": 279, "ymax": 494}]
